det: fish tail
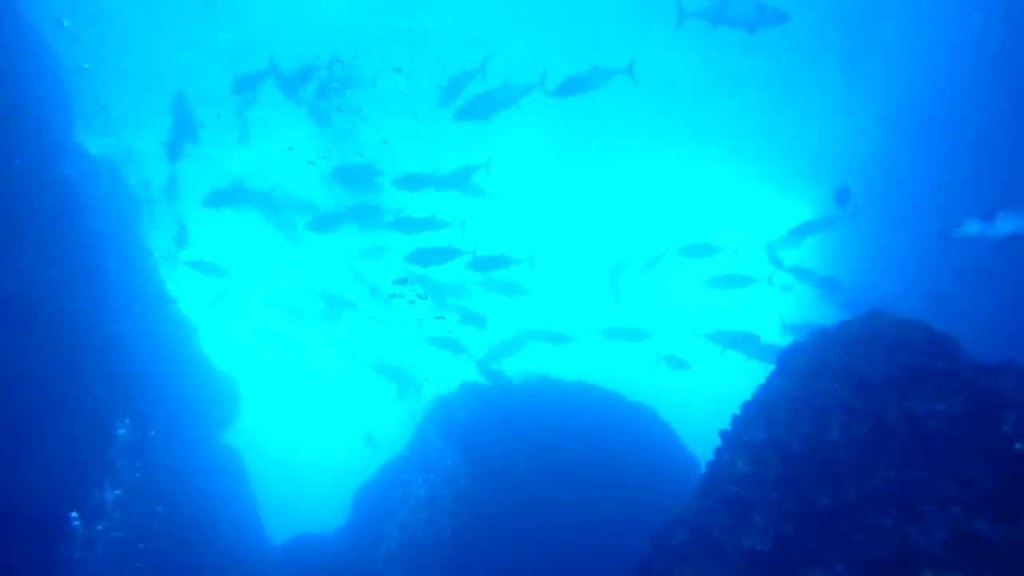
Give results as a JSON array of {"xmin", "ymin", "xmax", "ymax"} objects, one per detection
[
  {"xmin": 625, "ymin": 58, "xmax": 637, "ymax": 83},
  {"xmin": 537, "ymin": 69, "xmax": 548, "ymax": 92}
]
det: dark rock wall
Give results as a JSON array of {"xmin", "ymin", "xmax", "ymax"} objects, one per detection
[
  {"xmin": 641, "ymin": 311, "xmax": 1024, "ymax": 576},
  {"xmin": 0, "ymin": 4, "xmax": 267, "ymax": 575}
]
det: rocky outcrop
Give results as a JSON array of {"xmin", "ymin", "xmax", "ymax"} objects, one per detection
[
  {"xmin": 274, "ymin": 378, "xmax": 702, "ymax": 576},
  {"xmin": 0, "ymin": 5, "xmax": 267, "ymax": 574},
  {"xmin": 640, "ymin": 311, "xmax": 1024, "ymax": 576}
]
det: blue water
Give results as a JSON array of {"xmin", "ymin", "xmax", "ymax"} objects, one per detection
[{"xmin": 2, "ymin": 0, "xmax": 1022, "ymax": 574}]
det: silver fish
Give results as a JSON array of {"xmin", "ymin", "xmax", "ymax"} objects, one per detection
[
  {"xmin": 452, "ymin": 72, "xmax": 545, "ymax": 122},
  {"xmin": 404, "ymin": 245, "xmax": 469, "ymax": 268},
  {"xmin": 438, "ymin": 55, "xmax": 490, "ymax": 108},
  {"xmin": 545, "ymin": 59, "xmax": 636, "ymax": 99},
  {"xmin": 676, "ymin": 0, "xmax": 791, "ymax": 34}
]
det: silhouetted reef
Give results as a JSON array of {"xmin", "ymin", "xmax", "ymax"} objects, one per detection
[
  {"xmin": 640, "ymin": 311, "xmax": 1024, "ymax": 576},
  {"xmin": 271, "ymin": 378, "xmax": 702, "ymax": 576},
  {"xmin": 0, "ymin": 5, "xmax": 265, "ymax": 574}
]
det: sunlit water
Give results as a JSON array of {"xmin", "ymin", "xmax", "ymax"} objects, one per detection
[{"xmin": 25, "ymin": 0, "xmax": 1012, "ymax": 543}]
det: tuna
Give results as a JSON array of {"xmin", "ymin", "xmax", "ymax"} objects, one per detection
[
  {"xmin": 452, "ymin": 73, "xmax": 545, "ymax": 122},
  {"xmin": 952, "ymin": 210, "xmax": 1024, "ymax": 241},
  {"xmin": 403, "ymin": 245, "xmax": 469, "ymax": 268},
  {"xmin": 438, "ymin": 55, "xmax": 490, "ymax": 108},
  {"xmin": 545, "ymin": 59, "xmax": 636, "ymax": 99},
  {"xmin": 165, "ymin": 91, "xmax": 198, "ymax": 165},
  {"xmin": 676, "ymin": 0, "xmax": 791, "ymax": 34}
]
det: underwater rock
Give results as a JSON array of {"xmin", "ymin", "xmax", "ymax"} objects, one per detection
[
  {"xmin": 640, "ymin": 310, "xmax": 1024, "ymax": 576},
  {"xmin": 0, "ymin": 4, "xmax": 265, "ymax": 574},
  {"xmin": 274, "ymin": 378, "xmax": 701, "ymax": 576}
]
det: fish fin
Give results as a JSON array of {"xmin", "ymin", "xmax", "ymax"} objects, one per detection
[{"xmin": 625, "ymin": 58, "xmax": 637, "ymax": 83}]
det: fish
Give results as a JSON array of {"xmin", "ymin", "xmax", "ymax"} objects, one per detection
[
  {"xmin": 478, "ymin": 277, "xmax": 530, "ymax": 298},
  {"xmin": 391, "ymin": 160, "xmax": 491, "ymax": 196},
  {"xmin": 330, "ymin": 162, "xmax": 383, "ymax": 195},
  {"xmin": 404, "ymin": 245, "xmax": 469, "ymax": 268},
  {"xmin": 408, "ymin": 273, "xmax": 471, "ymax": 304},
  {"xmin": 478, "ymin": 329, "xmax": 574, "ymax": 366},
  {"xmin": 444, "ymin": 303, "xmax": 489, "ymax": 330},
  {"xmin": 952, "ymin": 210, "xmax": 1024, "ymax": 241},
  {"xmin": 371, "ymin": 361, "xmax": 422, "ymax": 402},
  {"xmin": 833, "ymin": 184, "xmax": 853, "ymax": 210},
  {"xmin": 438, "ymin": 55, "xmax": 491, "ymax": 108},
  {"xmin": 703, "ymin": 273, "xmax": 768, "ymax": 291},
  {"xmin": 390, "ymin": 172, "xmax": 438, "ymax": 193},
  {"xmin": 304, "ymin": 204, "xmax": 389, "ymax": 234},
  {"xmin": 433, "ymin": 161, "xmax": 490, "ymax": 196},
  {"xmin": 742, "ymin": 341, "xmax": 784, "ymax": 364},
  {"xmin": 319, "ymin": 291, "xmax": 357, "ymax": 321},
  {"xmin": 172, "ymin": 219, "xmax": 190, "ymax": 253},
  {"xmin": 465, "ymin": 252, "xmax": 531, "ymax": 274},
  {"xmin": 704, "ymin": 329, "xmax": 762, "ymax": 351},
  {"xmin": 769, "ymin": 214, "xmax": 845, "ymax": 252},
  {"xmin": 661, "ymin": 354, "xmax": 693, "ymax": 371},
  {"xmin": 545, "ymin": 59, "xmax": 636, "ymax": 99},
  {"xmin": 202, "ymin": 181, "xmax": 319, "ymax": 239},
  {"xmin": 180, "ymin": 258, "xmax": 229, "ymax": 279},
  {"xmin": 779, "ymin": 318, "xmax": 823, "ymax": 340},
  {"xmin": 704, "ymin": 329, "xmax": 782, "ymax": 364},
  {"xmin": 675, "ymin": 0, "xmax": 791, "ymax": 34},
  {"xmin": 452, "ymin": 72, "xmax": 546, "ymax": 122},
  {"xmin": 231, "ymin": 66, "xmax": 273, "ymax": 96},
  {"xmin": 425, "ymin": 335, "xmax": 473, "ymax": 358},
  {"xmin": 677, "ymin": 242, "xmax": 729, "ymax": 259},
  {"xmin": 203, "ymin": 181, "xmax": 317, "ymax": 213},
  {"xmin": 384, "ymin": 215, "xmax": 457, "ymax": 235},
  {"xmin": 270, "ymin": 58, "xmax": 319, "ymax": 104},
  {"xmin": 165, "ymin": 91, "xmax": 198, "ymax": 165},
  {"xmin": 601, "ymin": 326, "xmax": 653, "ymax": 343},
  {"xmin": 639, "ymin": 248, "xmax": 673, "ymax": 272},
  {"xmin": 781, "ymin": 265, "xmax": 844, "ymax": 296}
]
